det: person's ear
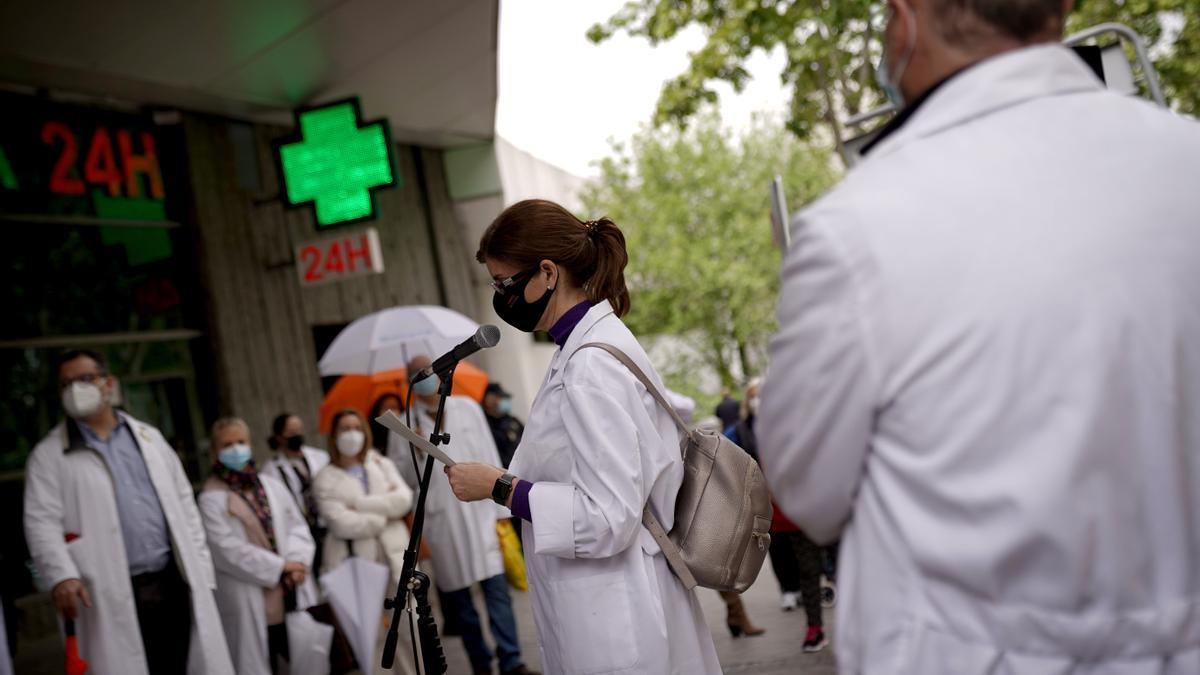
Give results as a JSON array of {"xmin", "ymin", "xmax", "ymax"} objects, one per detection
[
  {"xmin": 890, "ymin": 0, "xmax": 917, "ymax": 42},
  {"xmin": 540, "ymin": 259, "xmax": 558, "ymax": 290}
]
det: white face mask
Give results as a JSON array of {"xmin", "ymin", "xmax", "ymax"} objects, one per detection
[
  {"xmin": 62, "ymin": 381, "xmax": 106, "ymax": 419},
  {"xmin": 748, "ymin": 396, "xmax": 761, "ymax": 416},
  {"xmin": 336, "ymin": 430, "xmax": 365, "ymax": 457}
]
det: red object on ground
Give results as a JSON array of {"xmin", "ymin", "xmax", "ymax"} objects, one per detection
[
  {"xmin": 770, "ymin": 498, "xmax": 801, "ymax": 533},
  {"xmin": 318, "ymin": 362, "xmax": 489, "ymax": 433},
  {"xmin": 64, "ymin": 619, "xmax": 89, "ymax": 675}
]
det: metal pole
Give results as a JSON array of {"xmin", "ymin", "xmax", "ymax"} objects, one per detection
[
  {"xmin": 770, "ymin": 176, "xmax": 792, "ymax": 251},
  {"xmin": 1064, "ymin": 22, "xmax": 1168, "ymax": 108}
]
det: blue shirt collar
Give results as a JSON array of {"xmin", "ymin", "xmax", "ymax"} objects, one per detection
[
  {"xmin": 548, "ymin": 301, "xmax": 595, "ymax": 347},
  {"xmin": 77, "ymin": 412, "xmax": 131, "ymax": 443}
]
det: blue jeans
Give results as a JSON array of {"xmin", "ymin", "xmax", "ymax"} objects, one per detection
[{"xmin": 442, "ymin": 574, "xmax": 522, "ymax": 672}]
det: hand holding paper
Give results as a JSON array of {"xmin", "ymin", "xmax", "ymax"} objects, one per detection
[{"xmin": 374, "ymin": 410, "xmax": 457, "ymax": 466}]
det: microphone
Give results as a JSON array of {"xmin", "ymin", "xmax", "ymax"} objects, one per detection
[{"xmin": 409, "ymin": 325, "xmax": 501, "ymax": 383}]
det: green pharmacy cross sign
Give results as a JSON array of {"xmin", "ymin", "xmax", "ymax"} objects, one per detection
[{"xmin": 275, "ymin": 98, "xmax": 400, "ymax": 228}]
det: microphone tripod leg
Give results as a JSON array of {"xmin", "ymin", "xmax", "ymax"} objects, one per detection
[{"xmin": 410, "ymin": 570, "xmax": 447, "ymax": 674}]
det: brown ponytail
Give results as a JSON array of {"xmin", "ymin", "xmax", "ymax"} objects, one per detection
[{"xmin": 476, "ymin": 199, "xmax": 632, "ymax": 317}]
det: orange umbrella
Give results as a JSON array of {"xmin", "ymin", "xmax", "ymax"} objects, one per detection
[{"xmin": 319, "ymin": 362, "xmax": 489, "ymax": 433}]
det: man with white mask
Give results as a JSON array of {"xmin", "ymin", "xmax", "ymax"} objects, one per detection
[
  {"xmin": 759, "ymin": 0, "xmax": 1200, "ymax": 673},
  {"xmin": 391, "ymin": 355, "xmax": 535, "ymax": 675},
  {"xmin": 23, "ymin": 349, "xmax": 234, "ymax": 674}
]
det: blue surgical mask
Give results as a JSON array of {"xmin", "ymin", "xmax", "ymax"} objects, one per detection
[
  {"xmin": 875, "ymin": 7, "xmax": 918, "ymax": 109},
  {"xmin": 411, "ymin": 375, "xmax": 439, "ymax": 397},
  {"xmin": 218, "ymin": 443, "xmax": 253, "ymax": 471},
  {"xmin": 497, "ymin": 398, "xmax": 513, "ymax": 415}
]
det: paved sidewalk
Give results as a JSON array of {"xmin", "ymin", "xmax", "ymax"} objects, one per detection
[{"xmin": 435, "ymin": 563, "xmax": 838, "ymax": 674}]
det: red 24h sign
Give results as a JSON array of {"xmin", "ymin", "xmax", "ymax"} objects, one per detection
[{"xmin": 295, "ymin": 228, "xmax": 385, "ymax": 286}]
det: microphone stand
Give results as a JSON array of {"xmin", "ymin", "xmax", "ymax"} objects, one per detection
[{"xmin": 381, "ymin": 368, "xmax": 453, "ymax": 674}]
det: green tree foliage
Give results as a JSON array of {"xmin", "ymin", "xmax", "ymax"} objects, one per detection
[
  {"xmin": 589, "ymin": 1, "xmax": 883, "ymax": 160},
  {"xmin": 1069, "ymin": 1, "xmax": 1200, "ymax": 113},
  {"xmin": 589, "ymin": 0, "xmax": 1200, "ymax": 154},
  {"xmin": 580, "ymin": 115, "xmax": 837, "ymax": 402}
]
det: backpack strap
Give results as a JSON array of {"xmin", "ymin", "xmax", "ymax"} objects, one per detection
[
  {"xmin": 570, "ymin": 342, "xmax": 698, "ymax": 590},
  {"xmin": 642, "ymin": 509, "xmax": 698, "ymax": 589},
  {"xmin": 573, "ymin": 342, "xmax": 693, "ymax": 444}
]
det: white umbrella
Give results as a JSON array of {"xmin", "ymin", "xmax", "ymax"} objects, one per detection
[
  {"xmin": 318, "ymin": 305, "xmax": 480, "ymax": 376},
  {"xmin": 284, "ymin": 611, "xmax": 333, "ymax": 675},
  {"xmin": 319, "ymin": 556, "xmax": 391, "ymax": 672}
]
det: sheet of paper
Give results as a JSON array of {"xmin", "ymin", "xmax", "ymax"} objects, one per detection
[{"xmin": 374, "ymin": 410, "xmax": 457, "ymax": 466}]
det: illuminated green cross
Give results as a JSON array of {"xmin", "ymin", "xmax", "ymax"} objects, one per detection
[{"xmin": 277, "ymin": 100, "xmax": 398, "ymax": 228}]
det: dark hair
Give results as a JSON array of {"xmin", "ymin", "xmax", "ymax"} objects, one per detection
[
  {"xmin": 476, "ymin": 199, "xmax": 631, "ymax": 317},
  {"xmin": 53, "ymin": 348, "xmax": 108, "ymax": 380},
  {"xmin": 932, "ymin": 0, "xmax": 1066, "ymax": 45},
  {"xmin": 371, "ymin": 394, "xmax": 403, "ymax": 416},
  {"xmin": 271, "ymin": 413, "xmax": 294, "ymax": 437},
  {"xmin": 329, "ymin": 408, "xmax": 372, "ymax": 462}
]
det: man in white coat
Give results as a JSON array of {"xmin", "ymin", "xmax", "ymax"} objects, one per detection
[
  {"xmin": 392, "ymin": 355, "xmax": 534, "ymax": 675},
  {"xmin": 23, "ymin": 349, "xmax": 234, "ymax": 674},
  {"xmin": 759, "ymin": 1, "xmax": 1200, "ymax": 673}
]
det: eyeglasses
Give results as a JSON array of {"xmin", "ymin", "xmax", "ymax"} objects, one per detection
[
  {"xmin": 59, "ymin": 372, "xmax": 106, "ymax": 390},
  {"xmin": 489, "ymin": 267, "xmax": 539, "ymax": 296}
]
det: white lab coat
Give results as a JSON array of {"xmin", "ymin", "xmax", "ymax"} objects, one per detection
[
  {"xmin": 313, "ymin": 449, "xmax": 414, "ymax": 585},
  {"xmin": 199, "ymin": 473, "xmax": 320, "ymax": 675},
  {"xmin": 23, "ymin": 413, "xmax": 235, "ymax": 675},
  {"xmin": 391, "ymin": 396, "xmax": 505, "ymax": 592},
  {"xmin": 263, "ymin": 446, "xmax": 330, "ymax": 522},
  {"xmin": 759, "ymin": 45, "xmax": 1200, "ymax": 674},
  {"xmin": 509, "ymin": 301, "xmax": 720, "ymax": 674}
]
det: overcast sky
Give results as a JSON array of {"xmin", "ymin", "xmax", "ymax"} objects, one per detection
[{"xmin": 495, "ymin": 0, "xmax": 789, "ymax": 177}]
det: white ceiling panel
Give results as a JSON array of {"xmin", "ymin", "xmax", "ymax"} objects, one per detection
[{"xmin": 0, "ymin": 0, "xmax": 497, "ymax": 147}]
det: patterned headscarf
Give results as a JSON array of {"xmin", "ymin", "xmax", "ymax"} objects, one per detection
[{"xmin": 212, "ymin": 460, "xmax": 276, "ymax": 551}]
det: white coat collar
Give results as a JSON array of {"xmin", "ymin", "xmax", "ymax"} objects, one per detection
[
  {"xmin": 867, "ymin": 44, "xmax": 1103, "ymax": 160},
  {"xmin": 558, "ymin": 300, "xmax": 616, "ymax": 357},
  {"xmin": 548, "ymin": 300, "xmax": 616, "ymax": 378},
  {"xmin": 63, "ymin": 410, "xmax": 153, "ymax": 452}
]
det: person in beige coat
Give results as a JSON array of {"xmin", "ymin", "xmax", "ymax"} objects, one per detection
[
  {"xmin": 314, "ymin": 409, "xmax": 413, "ymax": 581},
  {"xmin": 313, "ymin": 408, "xmax": 416, "ymax": 674},
  {"xmin": 199, "ymin": 417, "xmax": 327, "ymax": 675}
]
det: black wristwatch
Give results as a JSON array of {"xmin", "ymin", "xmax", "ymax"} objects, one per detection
[{"xmin": 492, "ymin": 473, "xmax": 516, "ymax": 506}]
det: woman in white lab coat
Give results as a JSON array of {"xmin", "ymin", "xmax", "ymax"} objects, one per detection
[
  {"xmin": 445, "ymin": 199, "xmax": 721, "ymax": 674},
  {"xmin": 198, "ymin": 417, "xmax": 325, "ymax": 675}
]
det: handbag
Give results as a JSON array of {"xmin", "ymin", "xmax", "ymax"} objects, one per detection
[
  {"xmin": 573, "ymin": 343, "xmax": 773, "ymax": 593},
  {"xmin": 496, "ymin": 519, "xmax": 528, "ymax": 591}
]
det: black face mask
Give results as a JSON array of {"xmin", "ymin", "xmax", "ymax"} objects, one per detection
[
  {"xmin": 286, "ymin": 435, "xmax": 304, "ymax": 451},
  {"xmin": 492, "ymin": 269, "xmax": 555, "ymax": 333}
]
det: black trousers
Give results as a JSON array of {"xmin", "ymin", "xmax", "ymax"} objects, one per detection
[
  {"xmin": 131, "ymin": 559, "xmax": 192, "ymax": 675},
  {"xmin": 768, "ymin": 531, "xmax": 803, "ymax": 592},
  {"xmin": 792, "ymin": 532, "xmax": 824, "ymax": 626},
  {"xmin": 268, "ymin": 623, "xmax": 290, "ymax": 675},
  {"xmin": 769, "ymin": 531, "xmax": 824, "ymax": 625}
]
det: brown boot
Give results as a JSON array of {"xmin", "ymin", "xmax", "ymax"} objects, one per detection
[{"xmin": 720, "ymin": 591, "xmax": 766, "ymax": 637}]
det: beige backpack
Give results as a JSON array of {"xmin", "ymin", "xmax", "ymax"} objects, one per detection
[{"xmin": 575, "ymin": 343, "xmax": 773, "ymax": 593}]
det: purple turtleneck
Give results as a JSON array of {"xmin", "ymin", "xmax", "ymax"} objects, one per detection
[
  {"xmin": 547, "ymin": 300, "xmax": 594, "ymax": 347},
  {"xmin": 509, "ymin": 300, "xmax": 594, "ymax": 522}
]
